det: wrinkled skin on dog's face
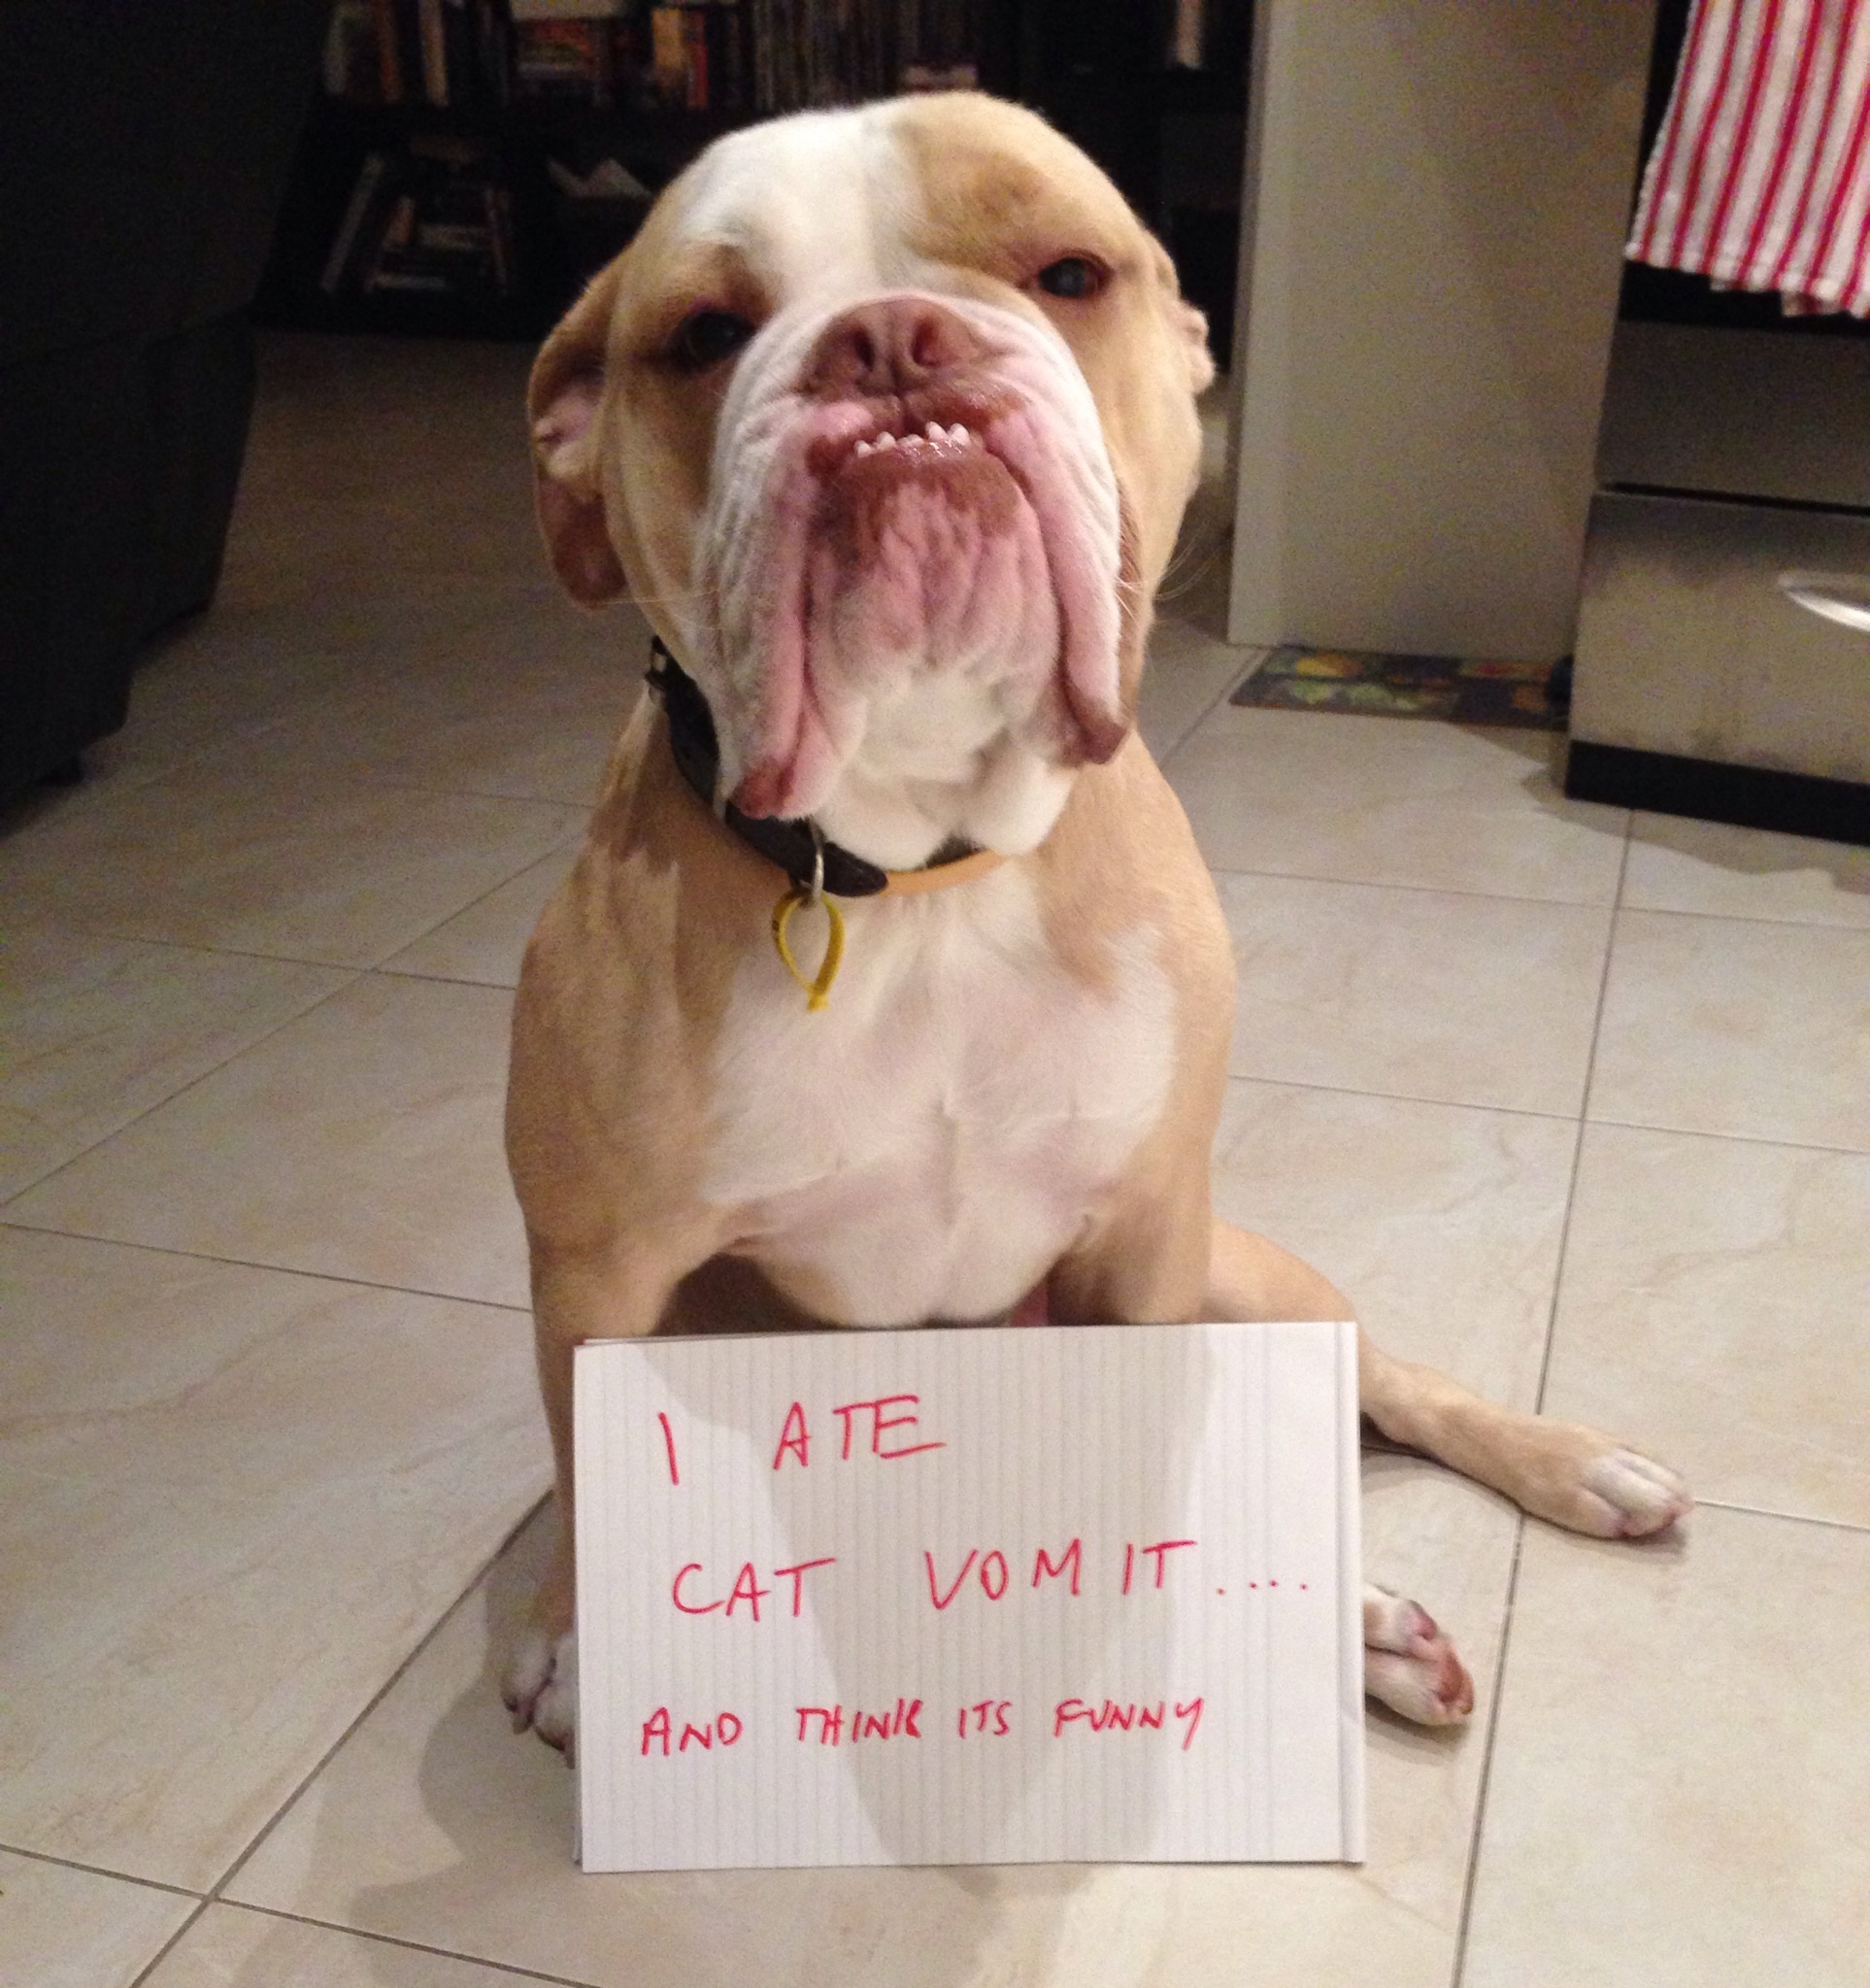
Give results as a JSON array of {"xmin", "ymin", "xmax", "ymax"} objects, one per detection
[{"xmin": 529, "ymin": 93, "xmax": 1213, "ymax": 868}]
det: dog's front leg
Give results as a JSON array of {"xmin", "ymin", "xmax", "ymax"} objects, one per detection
[
  {"xmin": 502, "ymin": 1232, "xmax": 705, "ymax": 1758},
  {"xmin": 1046, "ymin": 1165, "xmax": 1214, "ymax": 1330},
  {"xmin": 1052, "ymin": 1194, "xmax": 1477, "ymax": 1725},
  {"xmin": 1194, "ymin": 1219, "xmax": 1468, "ymax": 1724},
  {"xmin": 1354, "ymin": 1331, "xmax": 1691, "ymax": 1540},
  {"xmin": 1206, "ymin": 1217, "xmax": 1690, "ymax": 1540}
]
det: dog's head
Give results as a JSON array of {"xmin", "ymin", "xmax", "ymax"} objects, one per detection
[{"xmin": 529, "ymin": 92, "xmax": 1214, "ymax": 867}]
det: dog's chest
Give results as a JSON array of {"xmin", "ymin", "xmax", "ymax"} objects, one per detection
[{"xmin": 701, "ymin": 869, "xmax": 1175, "ymax": 1325}]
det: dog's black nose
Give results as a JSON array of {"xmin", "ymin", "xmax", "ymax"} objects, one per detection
[{"xmin": 800, "ymin": 296, "xmax": 983, "ymax": 399}]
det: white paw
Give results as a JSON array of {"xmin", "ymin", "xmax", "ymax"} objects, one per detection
[
  {"xmin": 1363, "ymin": 1584, "xmax": 1474, "ymax": 1727},
  {"xmin": 502, "ymin": 1627, "xmax": 578, "ymax": 1763},
  {"xmin": 1576, "ymin": 1447, "xmax": 1692, "ymax": 1539}
]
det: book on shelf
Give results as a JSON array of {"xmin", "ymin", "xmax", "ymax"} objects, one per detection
[
  {"xmin": 749, "ymin": 0, "xmax": 889, "ymax": 114},
  {"xmin": 321, "ymin": 0, "xmax": 503, "ymax": 110},
  {"xmin": 900, "ymin": 61, "xmax": 977, "ymax": 92},
  {"xmin": 511, "ymin": 0, "xmax": 629, "ymax": 17},
  {"xmin": 323, "ymin": 2, "xmax": 372, "ymax": 97},
  {"xmin": 319, "ymin": 151, "xmax": 392, "ymax": 291},
  {"xmin": 372, "ymin": 0, "xmax": 405, "ymax": 100},
  {"xmin": 746, "ymin": 0, "xmax": 980, "ymax": 114},
  {"xmin": 512, "ymin": 17, "xmax": 618, "ymax": 101},
  {"xmin": 318, "ymin": 136, "xmax": 518, "ymax": 305},
  {"xmin": 417, "ymin": 0, "xmax": 448, "ymax": 106},
  {"xmin": 511, "ymin": 1, "xmax": 744, "ymax": 114},
  {"xmin": 648, "ymin": 2, "xmax": 747, "ymax": 114},
  {"xmin": 649, "ymin": 7, "xmax": 701, "ymax": 110}
]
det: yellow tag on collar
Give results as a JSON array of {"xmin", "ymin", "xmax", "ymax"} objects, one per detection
[{"xmin": 771, "ymin": 886, "xmax": 846, "ymax": 1011}]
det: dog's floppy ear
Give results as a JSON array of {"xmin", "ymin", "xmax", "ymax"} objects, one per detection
[
  {"xmin": 1147, "ymin": 235, "xmax": 1216, "ymax": 396},
  {"xmin": 1174, "ymin": 297, "xmax": 1217, "ymax": 395},
  {"xmin": 528, "ymin": 263, "xmax": 628, "ymax": 605}
]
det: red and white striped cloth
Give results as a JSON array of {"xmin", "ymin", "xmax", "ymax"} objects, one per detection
[{"xmin": 1629, "ymin": 0, "xmax": 1870, "ymax": 317}]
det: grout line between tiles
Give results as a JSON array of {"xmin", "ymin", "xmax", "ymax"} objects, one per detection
[
  {"xmin": 12, "ymin": 1501, "xmax": 556, "ymax": 1988},
  {"xmin": 1604, "ymin": 897, "xmax": 1870, "ymax": 937},
  {"xmin": 378, "ymin": 816, "xmax": 584, "ymax": 949},
  {"xmin": 370, "ymin": 962, "xmax": 523, "ymax": 990},
  {"xmin": 0, "ymin": 968, "xmax": 367, "ymax": 1214},
  {"xmin": 0, "ymin": 1217, "xmax": 532, "ymax": 1315},
  {"xmin": 209, "ymin": 1494, "xmax": 552, "ymax": 1907},
  {"xmin": 128, "ymin": 1900, "xmax": 213, "ymax": 1988},
  {"xmin": 1448, "ymin": 1490, "xmax": 1868, "ymax": 1988},
  {"xmin": 13, "ymin": 750, "xmax": 589, "ymax": 829},
  {"xmin": 1449, "ymin": 823, "xmax": 1630, "ymax": 1985},
  {"xmin": 1533, "ymin": 827, "xmax": 1631, "ymax": 1418},
  {"xmin": 9, "ymin": 809, "xmax": 580, "ymax": 977},
  {"xmin": 210, "ymin": 765, "xmax": 601, "ymax": 814},
  {"xmin": 1222, "ymin": 1068, "xmax": 1587, "ymax": 1127},
  {"xmin": 1693, "ymin": 1497, "xmax": 1870, "ymax": 1537},
  {"xmin": 1579, "ymin": 1112, "xmax": 1870, "ymax": 1161},
  {"xmin": 2, "ymin": 920, "xmax": 366, "ymax": 975},
  {"xmin": 0, "ymin": 1838, "xmax": 204, "ymax": 1900},
  {"xmin": 1446, "ymin": 1509, "xmax": 1525, "ymax": 1988},
  {"xmin": 1151, "ymin": 646, "xmax": 1268, "ymax": 769},
  {"xmin": 369, "ymin": 839, "xmax": 581, "ymax": 975},
  {"xmin": 1203, "ymin": 859, "xmax": 1625, "ymax": 914},
  {"xmin": 196, "ymin": 1901, "xmax": 608, "ymax": 1988}
]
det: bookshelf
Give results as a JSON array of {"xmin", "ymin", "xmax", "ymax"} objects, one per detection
[
  {"xmin": 259, "ymin": 1, "xmax": 737, "ymax": 337},
  {"xmin": 257, "ymin": 0, "xmax": 1248, "ymax": 347}
]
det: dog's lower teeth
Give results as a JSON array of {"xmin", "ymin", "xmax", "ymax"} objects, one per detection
[{"xmin": 852, "ymin": 423, "xmax": 971, "ymax": 466}]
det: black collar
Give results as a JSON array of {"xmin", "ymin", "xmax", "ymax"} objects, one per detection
[{"xmin": 646, "ymin": 637, "xmax": 982, "ymax": 899}]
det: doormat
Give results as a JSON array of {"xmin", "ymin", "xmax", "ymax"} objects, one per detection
[{"xmin": 1231, "ymin": 647, "xmax": 1568, "ymax": 729}]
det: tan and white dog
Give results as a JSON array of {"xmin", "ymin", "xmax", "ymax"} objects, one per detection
[{"xmin": 503, "ymin": 92, "xmax": 1689, "ymax": 1756}]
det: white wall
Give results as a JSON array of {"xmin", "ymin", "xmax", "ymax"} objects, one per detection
[{"xmin": 1228, "ymin": 1, "xmax": 1653, "ymax": 661}]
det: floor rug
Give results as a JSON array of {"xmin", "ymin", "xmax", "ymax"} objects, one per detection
[{"xmin": 1231, "ymin": 646, "xmax": 1569, "ymax": 728}]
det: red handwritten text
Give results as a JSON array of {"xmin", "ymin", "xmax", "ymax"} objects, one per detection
[
  {"xmin": 671, "ymin": 1557, "xmax": 836, "ymax": 1621},
  {"xmin": 930, "ymin": 1538, "xmax": 1199, "ymax": 1609},
  {"xmin": 656, "ymin": 1411, "xmax": 680, "ymax": 1486},
  {"xmin": 1137, "ymin": 1539, "xmax": 1197, "ymax": 1588},
  {"xmin": 957, "ymin": 1699, "xmax": 1015, "ymax": 1737},
  {"xmin": 833, "ymin": 1394, "xmax": 946, "ymax": 1461},
  {"xmin": 1052, "ymin": 1696, "xmax": 1205, "ymax": 1750},
  {"xmin": 1032, "ymin": 1538, "xmax": 1083, "ymax": 1595},
  {"xmin": 795, "ymin": 1699, "xmax": 922, "ymax": 1744},
  {"xmin": 772, "ymin": 1400, "xmax": 810, "ymax": 1471},
  {"xmin": 640, "ymin": 1707, "xmax": 744, "ymax": 1756}
]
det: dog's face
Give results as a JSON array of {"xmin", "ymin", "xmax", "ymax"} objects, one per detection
[{"xmin": 530, "ymin": 93, "xmax": 1214, "ymax": 865}]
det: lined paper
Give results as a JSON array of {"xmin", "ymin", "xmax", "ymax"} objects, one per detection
[{"xmin": 574, "ymin": 1321, "xmax": 1364, "ymax": 1870}]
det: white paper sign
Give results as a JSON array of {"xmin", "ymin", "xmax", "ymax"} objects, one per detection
[{"xmin": 574, "ymin": 1321, "xmax": 1364, "ymax": 1870}]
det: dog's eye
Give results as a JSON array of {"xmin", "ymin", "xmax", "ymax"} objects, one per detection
[
  {"xmin": 1034, "ymin": 256, "xmax": 1107, "ymax": 301},
  {"xmin": 671, "ymin": 309, "xmax": 755, "ymax": 370}
]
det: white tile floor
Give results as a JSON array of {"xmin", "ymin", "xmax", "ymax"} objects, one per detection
[{"xmin": 2, "ymin": 333, "xmax": 1866, "ymax": 1988}]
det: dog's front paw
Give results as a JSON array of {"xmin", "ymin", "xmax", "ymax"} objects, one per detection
[
  {"xmin": 503, "ymin": 1627, "xmax": 578, "ymax": 1763},
  {"xmin": 1363, "ymin": 1584, "xmax": 1474, "ymax": 1727},
  {"xmin": 1576, "ymin": 1446, "xmax": 1692, "ymax": 1538},
  {"xmin": 1514, "ymin": 1425, "xmax": 1692, "ymax": 1539}
]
